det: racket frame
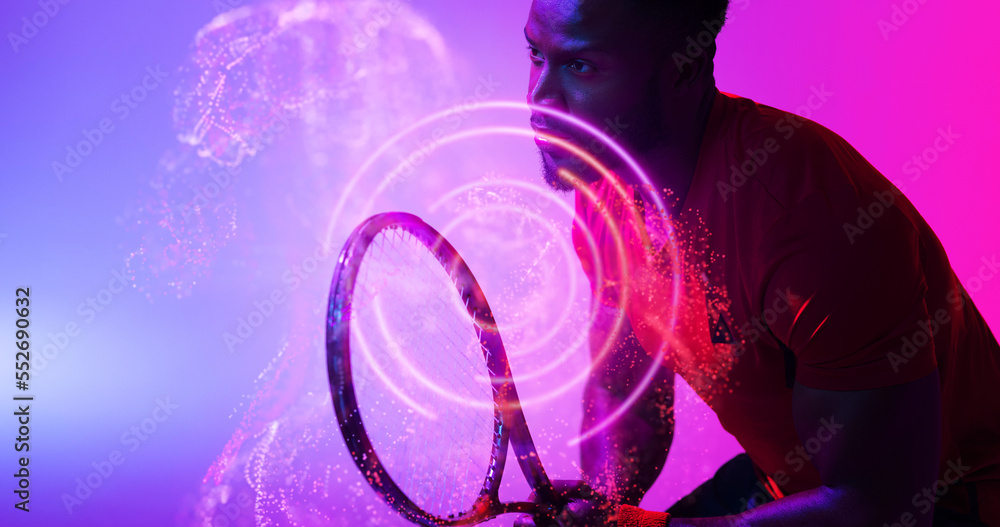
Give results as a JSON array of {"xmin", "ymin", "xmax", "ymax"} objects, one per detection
[{"xmin": 326, "ymin": 212, "xmax": 563, "ymax": 526}]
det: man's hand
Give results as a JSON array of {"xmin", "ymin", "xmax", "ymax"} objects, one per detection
[
  {"xmin": 582, "ymin": 303, "xmax": 675, "ymax": 505},
  {"xmin": 513, "ymin": 480, "xmax": 616, "ymax": 527}
]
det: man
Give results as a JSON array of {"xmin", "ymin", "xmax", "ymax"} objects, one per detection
[{"xmin": 520, "ymin": 1, "xmax": 1000, "ymax": 526}]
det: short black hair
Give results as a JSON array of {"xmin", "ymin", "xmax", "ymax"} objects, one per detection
[{"xmin": 625, "ymin": 0, "xmax": 730, "ymax": 54}]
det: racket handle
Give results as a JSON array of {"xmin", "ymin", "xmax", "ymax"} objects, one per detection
[
  {"xmin": 617, "ymin": 504, "xmax": 671, "ymax": 527},
  {"xmin": 520, "ymin": 512, "xmax": 560, "ymax": 527}
]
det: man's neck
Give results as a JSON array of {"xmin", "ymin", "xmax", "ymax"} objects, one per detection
[{"xmin": 639, "ymin": 85, "xmax": 718, "ymax": 216}]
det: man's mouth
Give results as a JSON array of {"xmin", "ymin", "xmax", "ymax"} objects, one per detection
[{"xmin": 532, "ymin": 129, "xmax": 575, "ymax": 158}]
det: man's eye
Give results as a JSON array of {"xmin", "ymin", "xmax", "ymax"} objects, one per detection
[
  {"xmin": 527, "ymin": 46, "xmax": 543, "ymax": 64},
  {"xmin": 568, "ymin": 60, "xmax": 595, "ymax": 74}
]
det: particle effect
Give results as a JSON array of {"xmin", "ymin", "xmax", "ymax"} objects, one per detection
[{"xmin": 121, "ymin": 0, "xmax": 456, "ymax": 300}]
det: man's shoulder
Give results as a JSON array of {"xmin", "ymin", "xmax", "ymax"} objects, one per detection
[{"xmin": 713, "ymin": 91, "xmax": 878, "ymax": 212}]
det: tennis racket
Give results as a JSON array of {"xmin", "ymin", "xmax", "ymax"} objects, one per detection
[{"xmin": 326, "ymin": 212, "xmax": 564, "ymax": 526}]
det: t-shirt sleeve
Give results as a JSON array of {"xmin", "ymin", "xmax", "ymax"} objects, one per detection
[{"xmin": 754, "ymin": 185, "xmax": 938, "ymax": 391}]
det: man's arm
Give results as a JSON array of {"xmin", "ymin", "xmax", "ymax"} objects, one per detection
[
  {"xmin": 667, "ymin": 370, "xmax": 942, "ymax": 527},
  {"xmin": 581, "ymin": 301, "xmax": 675, "ymax": 506}
]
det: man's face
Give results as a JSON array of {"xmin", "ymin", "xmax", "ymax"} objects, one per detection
[{"xmin": 525, "ymin": 0, "xmax": 672, "ymax": 191}]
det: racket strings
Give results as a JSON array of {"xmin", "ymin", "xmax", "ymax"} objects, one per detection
[
  {"xmin": 401, "ymin": 227, "xmax": 487, "ymax": 517},
  {"xmin": 404, "ymin": 228, "xmax": 493, "ymax": 516},
  {"xmin": 350, "ymin": 226, "xmax": 496, "ymax": 519}
]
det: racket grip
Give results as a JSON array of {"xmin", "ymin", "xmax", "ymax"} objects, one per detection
[{"xmin": 616, "ymin": 504, "xmax": 671, "ymax": 527}]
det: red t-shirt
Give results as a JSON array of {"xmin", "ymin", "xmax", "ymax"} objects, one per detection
[{"xmin": 572, "ymin": 89, "xmax": 1000, "ymax": 519}]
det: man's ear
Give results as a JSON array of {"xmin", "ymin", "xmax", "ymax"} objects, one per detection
[{"xmin": 670, "ymin": 42, "xmax": 715, "ymax": 93}]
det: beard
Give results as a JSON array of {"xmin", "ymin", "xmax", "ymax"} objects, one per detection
[
  {"xmin": 538, "ymin": 73, "xmax": 665, "ymax": 193},
  {"xmin": 539, "ymin": 150, "xmax": 593, "ymax": 192},
  {"xmin": 539, "ymin": 151, "xmax": 569, "ymax": 192}
]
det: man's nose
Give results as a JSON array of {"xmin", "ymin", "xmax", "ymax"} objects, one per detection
[{"xmin": 528, "ymin": 64, "xmax": 567, "ymax": 112}]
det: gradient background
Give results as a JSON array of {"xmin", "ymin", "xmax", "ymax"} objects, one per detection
[{"xmin": 1, "ymin": 1, "xmax": 997, "ymax": 526}]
